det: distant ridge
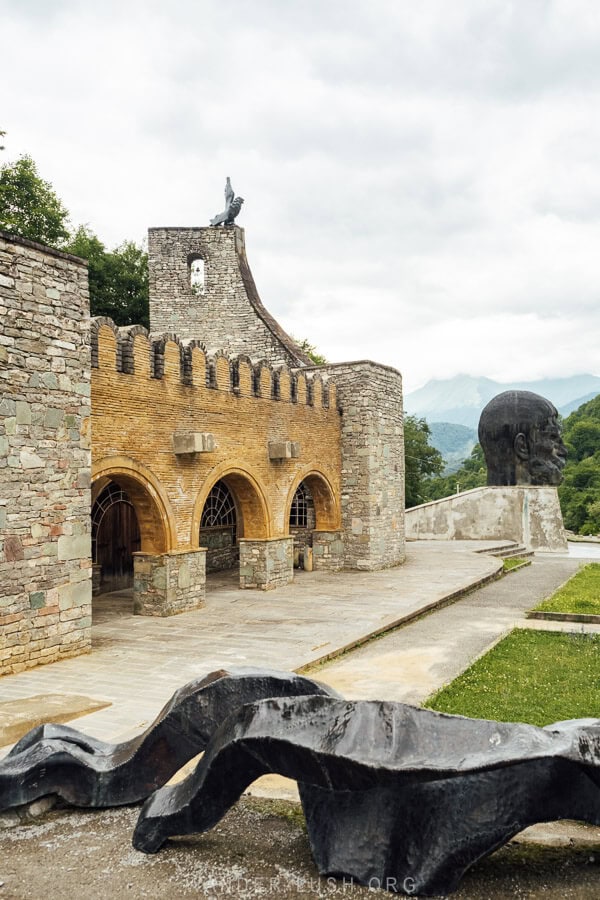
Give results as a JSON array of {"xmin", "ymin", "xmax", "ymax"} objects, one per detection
[{"xmin": 406, "ymin": 374, "xmax": 600, "ymax": 429}]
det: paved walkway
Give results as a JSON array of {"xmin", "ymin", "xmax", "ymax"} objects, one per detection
[
  {"xmin": 0, "ymin": 540, "xmax": 594, "ymax": 755},
  {"xmin": 310, "ymin": 554, "xmax": 588, "ymax": 704}
]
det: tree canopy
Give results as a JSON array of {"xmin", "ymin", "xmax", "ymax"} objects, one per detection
[
  {"xmin": 0, "ymin": 155, "xmax": 70, "ymax": 246},
  {"xmin": 559, "ymin": 394, "xmax": 600, "ymax": 535},
  {"xmin": 0, "ymin": 153, "xmax": 149, "ymax": 328},
  {"xmin": 67, "ymin": 226, "xmax": 149, "ymax": 329},
  {"xmin": 293, "ymin": 337, "xmax": 328, "ymax": 365},
  {"xmin": 420, "ymin": 442, "xmax": 487, "ymax": 503},
  {"xmin": 404, "ymin": 415, "xmax": 444, "ymax": 507}
]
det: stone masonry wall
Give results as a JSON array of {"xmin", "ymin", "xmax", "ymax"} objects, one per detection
[
  {"xmin": 133, "ymin": 549, "xmax": 206, "ymax": 616},
  {"xmin": 239, "ymin": 537, "xmax": 294, "ymax": 590},
  {"xmin": 0, "ymin": 231, "xmax": 91, "ymax": 675},
  {"xmin": 312, "ymin": 530, "xmax": 344, "ymax": 572},
  {"xmin": 148, "ymin": 227, "xmax": 312, "ymax": 367},
  {"xmin": 317, "ymin": 361, "xmax": 405, "ymax": 570}
]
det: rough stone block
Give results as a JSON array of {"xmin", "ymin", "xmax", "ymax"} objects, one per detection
[
  {"xmin": 58, "ymin": 579, "xmax": 92, "ymax": 611},
  {"xmin": 57, "ymin": 534, "xmax": 91, "ymax": 561},
  {"xmin": 172, "ymin": 432, "xmax": 216, "ymax": 454},
  {"xmin": 29, "ymin": 592, "xmax": 46, "ymax": 610},
  {"xmin": 268, "ymin": 440, "xmax": 299, "ymax": 460},
  {"xmin": 20, "ymin": 448, "xmax": 44, "ymax": 469}
]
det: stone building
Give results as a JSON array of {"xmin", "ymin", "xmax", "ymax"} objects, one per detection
[
  {"xmin": 1, "ymin": 223, "xmax": 405, "ymax": 674},
  {"xmin": 0, "ymin": 231, "xmax": 92, "ymax": 675}
]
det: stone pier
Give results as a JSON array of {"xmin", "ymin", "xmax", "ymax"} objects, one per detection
[
  {"xmin": 133, "ymin": 549, "xmax": 206, "ymax": 616},
  {"xmin": 312, "ymin": 531, "xmax": 344, "ymax": 572},
  {"xmin": 0, "ymin": 231, "xmax": 91, "ymax": 674},
  {"xmin": 239, "ymin": 537, "xmax": 294, "ymax": 590}
]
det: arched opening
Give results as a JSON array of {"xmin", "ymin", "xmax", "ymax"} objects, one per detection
[
  {"xmin": 91, "ymin": 459, "xmax": 176, "ymax": 614},
  {"xmin": 286, "ymin": 471, "xmax": 340, "ymax": 568},
  {"xmin": 92, "ymin": 482, "xmax": 141, "ymax": 592},
  {"xmin": 289, "ymin": 481, "xmax": 316, "ymax": 567},
  {"xmin": 200, "ymin": 479, "xmax": 239, "ymax": 573},
  {"xmin": 189, "ymin": 255, "xmax": 205, "ymax": 294},
  {"xmin": 195, "ymin": 467, "xmax": 270, "ymax": 585}
]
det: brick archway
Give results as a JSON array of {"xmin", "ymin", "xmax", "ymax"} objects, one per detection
[
  {"xmin": 92, "ymin": 456, "xmax": 177, "ymax": 554},
  {"xmin": 285, "ymin": 469, "xmax": 340, "ymax": 533},
  {"xmin": 192, "ymin": 464, "xmax": 271, "ymax": 548}
]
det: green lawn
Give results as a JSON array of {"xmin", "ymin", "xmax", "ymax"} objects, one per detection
[
  {"xmin": 502, "ymin": 556, "xmax": 528, "ymax": 572},
  {"xmin": 423, "ymin": 628, "xmax": 600, "ymax": 726},
  {"xmin": 533, "ymin": 563, "xmax": 600, "ymax": 615}
]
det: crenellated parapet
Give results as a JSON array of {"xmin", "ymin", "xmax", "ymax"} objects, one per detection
[{"xmin": 91, "ymin": 317, "xmax": 337, "ymax": 409}]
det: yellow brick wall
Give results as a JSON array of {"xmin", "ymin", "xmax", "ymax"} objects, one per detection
[{"xmin": 91, "ymin": 322, "xmax": 342, "ymax": 551}]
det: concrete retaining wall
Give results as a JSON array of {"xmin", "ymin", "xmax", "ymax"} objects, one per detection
[{"xmin": 405, "ymin": 486, "xmax": 567, "ymax": 552}]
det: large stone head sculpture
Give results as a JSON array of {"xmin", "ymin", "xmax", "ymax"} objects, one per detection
[{"xmin": 478, "ymin": 390, "xmax": 567, "ymax": 487}]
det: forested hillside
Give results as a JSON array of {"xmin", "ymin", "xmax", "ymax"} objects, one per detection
[{"xmin": 559, "ymin": 395, "xmax": 600, "ymax": 534}]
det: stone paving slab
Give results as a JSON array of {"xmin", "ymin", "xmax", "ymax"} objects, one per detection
[
  {"xmin": 0, "ymin": 541, "xmax": 506, "ymax": 750},
  {"xmin": 309, "ymin": 554, "xmax": 585, "ymax": 705}
]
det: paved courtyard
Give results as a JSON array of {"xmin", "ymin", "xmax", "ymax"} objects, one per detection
[
  {"xmin": 1, "ymin": 540, "xmax": 600, "ymax": 899},
  {"xmin": 0, "ymin": 540, "xmax": 596, "ymax": 752},
  {"xmin": 1, "ymin": 539, "xmax": 512, "ymax": 748}
]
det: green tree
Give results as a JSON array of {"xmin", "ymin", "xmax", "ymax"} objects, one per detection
[
  {"xmin": 422, "ymin": 443, "xmax": 487, "ymax": 502},
  {"xmin": 293, "ymin": 337, "xmax": 327, "ymax": 365},
  {"xmin": 558, "ymin": 394, "xmax": 600, "ymax": 535},
  {"xmin": 404, "ymin": 415, "xmax": 444, "ymax": 507},
  {"xmin": 67, "ymin": 226, "xmax": 149, "ymax": 328},
  {"xmin": 0, "ymin": 155, "xmax": 70, "ymax": 246}
]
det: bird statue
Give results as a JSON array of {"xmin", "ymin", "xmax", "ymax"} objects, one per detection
[{"xmin": 210, "ymin": 178, "xmax": 245, "ymax": 226}]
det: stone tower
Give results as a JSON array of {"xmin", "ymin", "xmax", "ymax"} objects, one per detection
[{"xmin": 148, "ymin": 226, "xmax": 312, "ymax": 367}]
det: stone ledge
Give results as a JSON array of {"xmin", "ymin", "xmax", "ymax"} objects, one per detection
[{"xmin": 527, "ymin": 610, "xmax": 600, "ymax": 624}]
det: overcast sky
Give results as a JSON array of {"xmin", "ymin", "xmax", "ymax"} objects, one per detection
[{"xmin": 2, "ymin": 0, "xmax": 599, "ymax": 392}]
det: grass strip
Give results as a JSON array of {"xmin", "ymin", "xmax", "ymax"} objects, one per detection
[
  {"xmin": 534, "ymin": 563, "xmax": 600, "ymax": 615},
  {"xmin": 502, "ymin": 557, "xmax": 528, "ymax": 572},
  {"xmin": 423, "ymin": 628, "xmax": 600, "ymax": 727}
]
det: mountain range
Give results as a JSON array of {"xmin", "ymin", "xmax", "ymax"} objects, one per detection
[
  {"xmin": 405, "ymin": 373, "xmax": 600, "ymax": 472},
  {"xmin": 405, "ymin": 374, "xmax": 600, "ymax": 430}
]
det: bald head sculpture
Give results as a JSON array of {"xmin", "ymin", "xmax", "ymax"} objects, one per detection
[{"xmin": 478, "ymin": 390, "xmax": 567, "ymax": 487}]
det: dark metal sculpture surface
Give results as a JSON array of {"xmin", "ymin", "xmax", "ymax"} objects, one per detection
[
  {"xmin": 478, "ymin": 389, "xmax": 567, "ymax": 486},
  {"xmin": 210, "ymin": 177, "xmax": 244, "ymax": 226},
  {"xmin": 133, "ymin": 695, "xmax": 600, "ymax": 897},
  {"xmin": 3, "ymin": 669, "xmax": 600, "ymax": 896},
  {"xmin": 0, "ymin": 668, "xmax": 337, "ymax": 811}
]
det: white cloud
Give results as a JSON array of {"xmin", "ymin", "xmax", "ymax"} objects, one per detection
[{"xmin": 1, "ymin": 0, "xmax": 599, "ymax": 393}]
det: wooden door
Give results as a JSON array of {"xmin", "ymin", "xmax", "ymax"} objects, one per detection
[{"xmin": 96, "ymin": 500, "xmax": 141, "ymax": 591}]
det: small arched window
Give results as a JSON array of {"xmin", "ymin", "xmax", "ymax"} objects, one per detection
[
  {"xmin": 289, "ymin": 482, "xmax": 309, "ymax": 528},
  {"xmin": 190, "ymin": 258, "xmax": 205, "ymax": 294},
  {"xmin": 201, "ymin": 479, "xmax": 237, "ymax": 542}
]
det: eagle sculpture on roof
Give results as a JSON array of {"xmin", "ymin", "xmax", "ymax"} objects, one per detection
[{"xmin": 210, "ymin": 178, "xmax": 244, "ymax": 226}]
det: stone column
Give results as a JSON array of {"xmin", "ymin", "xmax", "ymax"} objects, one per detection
[
  {"xmin": 319, "ymin": 361, "xmax": 405, "ymax": 571},
  {"xmin": 239, "ymin": 537, "xmax": 294, "ymax": 590},
  {"xmin": 312, "ymin": 531, "xmax": 344, "ymax": 572},
  {"xmin": 133, "ymin": 549, "xmax": 206, "ymax": 616}
]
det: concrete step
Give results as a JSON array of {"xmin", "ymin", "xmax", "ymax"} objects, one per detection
[{"xmin": 491, "ymin": 545, "xmax": 535, "ymax": 560}]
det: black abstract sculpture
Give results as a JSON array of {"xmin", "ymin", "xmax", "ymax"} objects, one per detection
[
  {"xmin": 3, "ymin": 669, "xmax": 600, "ymax": 896},
  {"xmin": 478, "ymin": 390, "xmax": 567, "ymax": 486},
  {"xmin": 133, "ymin": 696, "xmax": 600, "ymax": 897},
  {"xmin": 0, "ymin": 668, "xmax": 338, "ymax": 811},
  {"xmin": 210, "ymin": 177, "xmax": 244, "ymax": 226}
]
